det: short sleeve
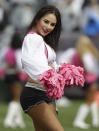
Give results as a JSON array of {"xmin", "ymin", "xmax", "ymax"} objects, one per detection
[{"xmin": 21, "ymin": 33, "xmax": 52, "ymax": 79}]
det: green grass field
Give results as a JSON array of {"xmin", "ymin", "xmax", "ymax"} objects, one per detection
[{"xmin": 0, "ymin": 100, "xmax": 99, "ymax": 131}]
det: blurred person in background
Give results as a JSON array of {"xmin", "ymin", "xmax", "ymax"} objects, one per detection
[
  {"xmin": 3, "ymin": 32, "xmax": 26, "ymax": 128},
  {"xmin": 72, "ymin": 35, "xmax": 99, "ymax": 129},
  {"xmin": 57, "ymin": 35, "xmax": 99, "ymax": 129}
]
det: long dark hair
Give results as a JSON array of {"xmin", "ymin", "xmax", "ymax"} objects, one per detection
[
  {"xmin": 27, "ymin": 5, "xmax": 62, "ymax": 51},
  {"xmin": 10, "ymin": 32, "xmax": 22, "ymax": 49}
]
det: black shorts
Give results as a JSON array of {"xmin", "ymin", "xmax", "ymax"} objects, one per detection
[
  {"xmin": 20, "ymin": 86, "xmax": 56, "ymax": 113},
  {"xmin": 4, "ymin": 74, "xmax": 19, "ymax": 87}
]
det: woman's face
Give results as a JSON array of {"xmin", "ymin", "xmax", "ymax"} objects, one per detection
[{"xmin": 35, "ymin": 13, "xmax": 57, "ymax": 36}]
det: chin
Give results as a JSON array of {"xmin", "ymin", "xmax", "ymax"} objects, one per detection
[
  {"xmin": 41, "ymin": 30, "xmax": 48, "ymax": 36},
  {"xmin": 41, "ymin": 33, "xmax": 47, "ymax": 37}
]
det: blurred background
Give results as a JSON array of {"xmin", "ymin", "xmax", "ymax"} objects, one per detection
[{"xmin": 0, "ymin": 0, "xmax": 99, "ymax": 131}]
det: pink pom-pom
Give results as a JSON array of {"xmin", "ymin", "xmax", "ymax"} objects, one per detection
[
  {"xmin": 39, "ymin": 69, "xmax": 65, "ymax": 99},
  {"xmin": 58, "ymin": 63, "xmax": 85, "ymax": 87}
]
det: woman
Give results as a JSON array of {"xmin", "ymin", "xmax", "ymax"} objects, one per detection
[
  {"xmin": 20, "ymin": 5, "xmax": 85, "ymax": 130},
  {"xmin": 3, "ymin": 32, "xmax": 25, "ymax": 128},
  {"xmin": 73, "ymin": 35, "xmax": 99, "ymax": 129},
  {"xmin": 20, "ymin": 5, "xmax": 64, "ymax": 131}
]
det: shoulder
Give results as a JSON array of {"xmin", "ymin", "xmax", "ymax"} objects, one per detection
[{"xmin": 24, "ymin": 32, "xmax": 44, "ymax": 42}]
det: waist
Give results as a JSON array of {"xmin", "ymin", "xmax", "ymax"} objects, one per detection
[
  {"xmin": 27, "ymin": 77, "xmax": 40, "ymax": 84},
  {"xmin": 26, "ymin": 77, "xmax": 46, "ymax": 91}
]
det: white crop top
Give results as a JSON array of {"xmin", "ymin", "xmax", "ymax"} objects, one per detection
[
  {"xmin": 82, "ymin": 53, "xmax": 99, "ymax": 75},
  {"xmin": 21, "ymin": 32, "xmax": 58, "ymax": 80}
]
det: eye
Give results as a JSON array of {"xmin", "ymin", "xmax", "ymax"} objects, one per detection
[
  {"xmin": 51, "ymin": 23, "xmax": 56, "ymax": 27},
  {"xmin": 43, "ymin": 20, "xmax": 49, "ymax": 24}
]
